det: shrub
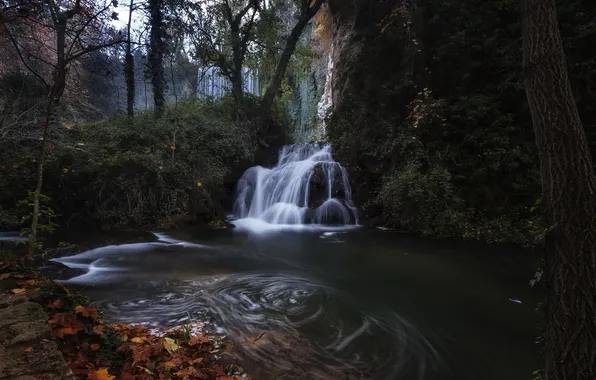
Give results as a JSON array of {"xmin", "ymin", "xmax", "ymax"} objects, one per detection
[{"xmin": 0, "ymin": 99, "xmax": 255, "ymax": 229}]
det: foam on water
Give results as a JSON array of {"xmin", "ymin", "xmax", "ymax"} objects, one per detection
[{"xmin": 50, "ymin": 233, "xmax": 207, "ymax": 284}]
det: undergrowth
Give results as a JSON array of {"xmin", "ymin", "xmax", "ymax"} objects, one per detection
[{"xmin": 0, "ymin": 98, "xmax": 256, "ymax": 229}]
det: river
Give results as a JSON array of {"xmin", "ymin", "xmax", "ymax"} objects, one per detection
[
  {"xmin": 49, "ymin": 226, "xmax": 540, "ymax": 380},
  {"xmin": 47, "ymin": 143, "xmax": 540, "ymax": 379}
]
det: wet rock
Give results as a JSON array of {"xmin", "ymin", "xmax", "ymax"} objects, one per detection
[
  {"xmin": 188, "ymin": 188, "xmax": 226, "ymax": 225},
  {"xmin": 308, "ymin": 163, "xmax": 348, "ymax": 210},
  {"xmin": 0, "ymin": 296, "xmax": 73, "ymax": 380},
  {"xmin": 0, "ymin": 339, "xmax": 73, "ymax": 379},
  {"xmin": 0, "ymin": 294, "xmax": 27, "ymax": 309},
  {"xmin": 0, "ymin": 302, "xmax": 47, "ymax": 330}
]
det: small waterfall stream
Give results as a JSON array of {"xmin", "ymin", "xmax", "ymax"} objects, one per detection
[{"xmin": 232, "ymin": 144, "xmax": 358, "ymax": 227}]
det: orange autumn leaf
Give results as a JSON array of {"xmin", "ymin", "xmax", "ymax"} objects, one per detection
[
  {"xmin": 90, "ymin": 344, "xmax": 101, "ymax": 351},
  {"xmin": 93, "ymin": 325, "xmax": 105, "ymax": 336},
  {"xmin": 20, "ymin": 279, "xmax": 39, "ymax": 287},
  {"xmin": 75, "ymin": 305, "xmax": 99, "ymax": 321},
  {"xmin": 131, "ymin": 336, "xmax": 148, "ymax": 344},
  {"xmin": 24, "ymin": 347, "xmax": 32, "ymax": 353},
  {"xmin": 11, "ymin": 288, "xmax": 26, "ymax": 295},
  {"xmin": 0, "ymin": 273, "xmax": 11, "ymax": 280},
  {"xmin": 48, "ymin": 312, "xmax": 83, "ymax": 327},
  {"xmin": 161, "ymin": 361, "xmax": 177, "ymax": 370},
  {"xmin": 53, "ymin": 326, "xmax": 84, "ymax": 338},
  {"xmin": 188, "ymin": 357, "xmax": 204, "ymax": 365},
  {"xmin": 87, "ymin": 368, "xmax": 115, "ymax": 380},
  {"xmin": 12, "ymin": 274, "xmax": 25, "ymax": 279},
  {"xmin": 174, "ymin": 366, "xmax": 199, "ymax": 379},
  {"xmin": 189, "ymin": 334, "xmax": 210, "ymax": 346}
]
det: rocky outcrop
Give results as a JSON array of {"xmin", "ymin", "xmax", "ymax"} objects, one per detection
[
  {"xmin": 0, "ymin": 294, "xmax": 74, "ymax": 380},
  {"xmin": 325, "ymin": 0, "xmax": 417, "ymax": 221}
]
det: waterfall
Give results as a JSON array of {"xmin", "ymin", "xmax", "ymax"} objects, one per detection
[
  {"xmin": 196, "ymin": 67, "xmax": 259, "ymax": 99},
  {"xmin": 317, "ymin": 43, "xmax": 334, "ymax": 135},
  {"xmin": 232, "ymin": 143, "xmax": 358, "ymax": 228}
]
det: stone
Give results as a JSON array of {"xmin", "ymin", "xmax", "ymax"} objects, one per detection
[{"xmin": 0, "ymin": 297, "xmax": 73, "ymax": 380}]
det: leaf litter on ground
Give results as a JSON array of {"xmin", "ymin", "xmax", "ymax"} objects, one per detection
[{"xmin": 0, "ymin": 261, "xmax": 247, "ymax": 380}]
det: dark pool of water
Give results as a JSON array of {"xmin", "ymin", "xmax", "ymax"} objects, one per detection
[{"xmin": 48, "ymin": 226, "xmax": 541, "ymax": 380}]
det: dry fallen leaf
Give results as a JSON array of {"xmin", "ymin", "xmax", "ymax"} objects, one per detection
[
  {"xmin": 11, "ymin": 288, "xmax": 26, "ymax": 295},
  {"xmin": 161, "ymin": 361, "xmax": 177, "ymax": 369},
  {"xmin": 20, "ymin": 279, "xmax": 39, "ymax": 287},
  {"xmin": 75, "ymin": 305, "xmax": 99, "ymax": 321},
  {"xmin": 93, "ymin": 325, "xmax": 105, "ymax": 336},
  {"xmin": 90, "ymin": 344, "xmax": 101, "ymax": 351},
  {"xmin": 131, "ymin": 337, "xmax": 148, "ymax": 344},
  {"xmin": 24, "ymin": 347, "xmax": 32, "ymax": 353},
  {"xmin": 189, "ymin": 334, "xmax": 210, "ymax": 346},
  {"xmin": 53, "ymin": 326, "xmax": 84, "ymax": 338},
  {"xmin": 189, "ymin": 357, "xmax": 204, "ymax": 365},
  {"xmin": 87, "ymin": 368, "xmax": 115, "ymax": 380},
  {"xmin": 0, "ymin": 273, "xmax": 11, "ymax": 280},
  {"xmin": 163, "ymin": 337, "xmax": 179, "ymax": 353}
]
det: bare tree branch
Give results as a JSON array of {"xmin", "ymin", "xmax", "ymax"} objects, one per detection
[
  {"xmin": 4, "ymin": 25, "xmax": 49, "ymax": 88},
  {"xmin": 66, "ymin": 39, "xmax": 126, "ymax": 63},
  {"xmin": 66, "ymin": 1, "xmax": 113, "ymax": 58}
]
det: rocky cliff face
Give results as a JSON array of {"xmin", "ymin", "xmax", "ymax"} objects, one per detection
[
  {"xmin": 326, "ymin": 0, "xmax": 420, "ymax": 223},
  {"xmin": 318, "ymin": 0, "xmax": 595, "ymax": 241}
]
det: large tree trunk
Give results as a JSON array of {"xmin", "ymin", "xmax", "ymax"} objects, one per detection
[
  {"xmin": 148, "ymin": 0, "xmax": 165, "ymax": 119},
  {"xmin": 261, "ymin": 0, "xmax": 324, "ymax": 114},
  {"xmin": 521, "ymin": 0, "xmax": 596, "ymax": 379}
]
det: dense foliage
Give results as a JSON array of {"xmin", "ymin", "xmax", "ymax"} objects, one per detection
[
  {"xmin": 326, "ymin": 0, "xmax": 596, "ymax": 243},
  {"xmin": 0, "ymin": 99, "xmax": 255, "ymax": 229}
]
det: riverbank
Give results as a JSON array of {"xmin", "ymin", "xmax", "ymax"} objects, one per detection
[{"xmin": 0, "ymin": 258, "xmax": 246, "ymax": 380}]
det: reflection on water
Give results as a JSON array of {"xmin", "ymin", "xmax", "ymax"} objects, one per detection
[{"xmin": 50, "ymin": 228, "xmax": 540, "ymax": 380}]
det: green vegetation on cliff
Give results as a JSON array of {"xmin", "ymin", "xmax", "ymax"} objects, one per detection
[{"xmin": 326, "ymin": 0, "xmax": 595, "ymax": 243}]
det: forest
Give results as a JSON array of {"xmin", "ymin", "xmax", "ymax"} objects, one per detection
[{"xmin": 1, "ymin": 0, "xmax": 596, "ymax": 379}]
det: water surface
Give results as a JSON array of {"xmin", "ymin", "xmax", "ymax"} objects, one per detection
[{"xmin": 50, "ymin": 226, "xmax": 540, "ymax": 380}]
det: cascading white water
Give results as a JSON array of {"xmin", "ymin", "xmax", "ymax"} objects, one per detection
[{"xmin": 233, "ymin": 143, "xmax": 358, "ymax": 226}]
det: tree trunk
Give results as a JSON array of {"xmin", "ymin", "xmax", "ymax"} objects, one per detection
[
  {"xmin": 232, "ymin": 62, "xmax": 243, "ymax": 116},
  {"xmin": 125, "ymin": 0, "xmax": 135, "ymax": 118},
  {"xmin": 125, "ymin": 52, "xmax": 135, "ymax": 117},
  {"xmin": 521, "ymin": 0, "xmax": 596, "ymax": 379},
  {"xmin": 28, "ymin": 96, "xmax": 55, "ymax": 256},
  {"xmin": 170, "ymin": 39, "xmax": 178, "ymax": 107},
  {"xmin": 149, "ymin": 0, "xmax": 165, "ymax": 119},
  {"xmin": 29, "ymin": 13, "xmax": 69, "ymax": 256},
  {"xmin": 230, "ymin": 20, "xmax": 244, "ymax": 116},
  {"xmin": 261, "ymin": 0, "xmax": 324, "ymax": 114}
]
